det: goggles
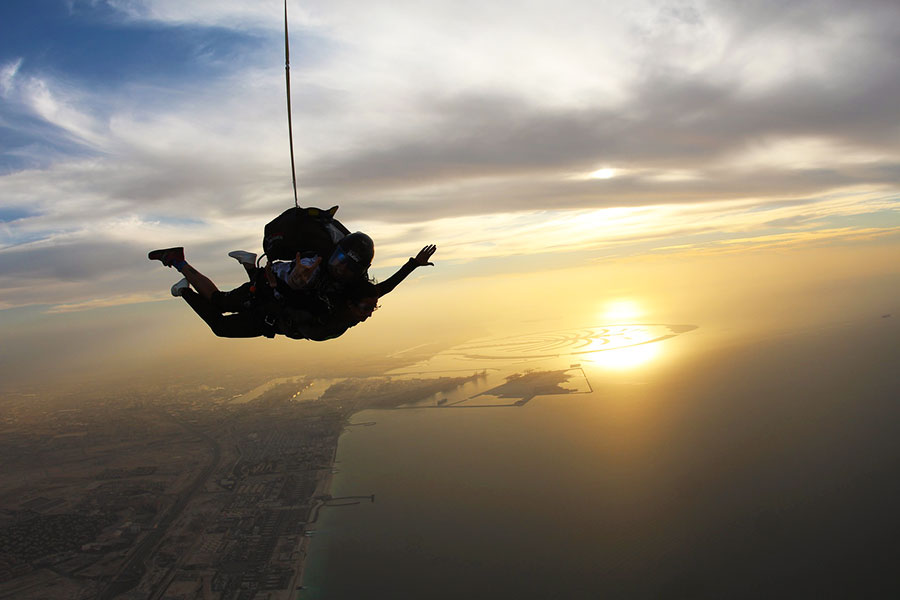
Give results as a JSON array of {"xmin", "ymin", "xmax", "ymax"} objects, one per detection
[{"xmin": 329, "ymin": 249, "xmax": 367, "ymax": 274}]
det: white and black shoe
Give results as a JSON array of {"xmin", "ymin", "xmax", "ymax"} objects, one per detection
[
  {"xmin": 228, "ymin": 250, "xmax": 257, "ymax": 267},
  {"xmin": 171, "ymin": 278, "xmax": 190, "ymax": 297}
]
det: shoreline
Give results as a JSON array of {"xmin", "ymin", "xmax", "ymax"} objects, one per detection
[{"xmin": 289, "ymin": 427, "xmax": 342, "ymax": 597}]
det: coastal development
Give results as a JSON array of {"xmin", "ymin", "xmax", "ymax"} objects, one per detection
[{"xmin": 0, "ymin": 372, "xmax": 476, "ymax": 600}]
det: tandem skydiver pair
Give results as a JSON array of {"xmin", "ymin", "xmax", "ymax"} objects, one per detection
[{"xmin": 148, "ymin": 206, "xmax": 436, "ymax": 341}]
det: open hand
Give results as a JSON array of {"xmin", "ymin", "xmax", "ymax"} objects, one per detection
[
  {"xmin": 287, "ymin": 253, "xmax": 322, "ymax": 289},
  {"xmin": 413, "ymin": 244, "xmax": 437, "ymax": 267}
]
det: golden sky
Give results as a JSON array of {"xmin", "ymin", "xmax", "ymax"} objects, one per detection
[{"xmin": 0, "ymin": 1, "xmax": 899, "ymax": 390}]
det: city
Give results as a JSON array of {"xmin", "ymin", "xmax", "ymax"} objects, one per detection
[{"xmin": 0, "ymin": 371, "xmax": 477, "ymax": 600}]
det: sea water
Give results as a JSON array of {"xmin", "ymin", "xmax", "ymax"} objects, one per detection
[{"xmin": 300, "ymin": 317, "xmax": 900, "ymax": 598}]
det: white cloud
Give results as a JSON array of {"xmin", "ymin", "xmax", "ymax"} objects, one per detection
[
  {"xmin": 0, "ymin": 58, "xmax": 23, "ymax": 97},
  {"xmin": 20, "ymin": 77, "xmax": 108, "ymax": 149},
  {"xmin": 104, "ymin": 0, "xmax": 293, "ymax": 30},
  {"xmin": 1, "ymin": 0, "xmax": 899, "ymax": 311}
]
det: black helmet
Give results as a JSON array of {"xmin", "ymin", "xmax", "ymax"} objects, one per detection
[{"xmin": 328, "ymin": 232, "xmax": 374, "ymax": 279}]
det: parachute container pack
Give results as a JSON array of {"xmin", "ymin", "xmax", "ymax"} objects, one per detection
[{"xmin": 263, "ymin": 206, "xmax": 350, "ymax": 261}]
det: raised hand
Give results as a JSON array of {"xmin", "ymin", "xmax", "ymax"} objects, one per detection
[
  {"xmin": 287, "ymin": 254, "xmax": 322, "ymax": 289},
  {"xmin": 413, "ymin": 244, "xmax": 437, "ymax": 267}
]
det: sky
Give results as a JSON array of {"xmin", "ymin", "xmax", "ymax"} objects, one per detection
[{"xmin": 1, "ymin": 0, "xmax": 899, "ymax": 388}]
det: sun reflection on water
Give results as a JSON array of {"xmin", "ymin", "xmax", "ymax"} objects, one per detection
[
  {"xmin": 584, "ymin": 337, "xmax": 662, "ymax": 369},
  {"xmin": 577, "ymin": 321, "xmax": 665, "ymax": 369},
  {"xmin": 387, "ymin": 323, "xmax": 696, "ymax": 405},
  {"xmin": 442, "ymin": 322, "xmax": 695, "ymax": 367}
]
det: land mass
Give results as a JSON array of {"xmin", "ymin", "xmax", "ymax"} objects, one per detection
[{"xmin": 0, "ymin": 372, "xmax": 477, "ymax": 600}]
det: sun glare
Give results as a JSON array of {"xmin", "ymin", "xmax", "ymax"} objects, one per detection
[
  {"xmin": 577, "ymin": 328, "xmax": 664, "ymax": 370},
  {"xmin": 589, "ymin": 342, "xmax": 660, "ymax": 370},
  {"xmin": 602, "ymin": 300, "xmax": 643, "ymax": 322},
  {"xmin": 588, "ymin": 167, "xmax": 616, "ymax": 179}
]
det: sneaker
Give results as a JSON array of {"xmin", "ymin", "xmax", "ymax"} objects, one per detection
[
  {"xmin": 148, "ymin": 247, "xmax": 185, "ymax": 268},
  {"xmin": 171, "ymin": 278, "xmax": 190, "ymax": 297},
  {"xmin": 228, "ymin": 250, "xmax": 257, "ymax": 267}
]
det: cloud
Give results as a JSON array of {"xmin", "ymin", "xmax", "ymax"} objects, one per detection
[
  {"xmin": 297, "ymin": 47, "xmax": 900, "ymax": 212},
  {"xmin": 652, "ymin": 226, "xmax": 900, "ymax": 258},
  {"xmin": 45, "ymin": 293, "xmax": 165, "ymax": 314},
  {"xmin": 1, "ymin": 0, "xmax": 899, "ymax": 311},
  {"xmin": 102, "ymin": 0, "xmax": 291, "ymax": 31},
  {"xmin": 365, "ymin": 189, "xmax": 900, "ymax": 268},
  {"xmin": 0, "ymin": 58, "xmax": 22, "ymax": 97}
]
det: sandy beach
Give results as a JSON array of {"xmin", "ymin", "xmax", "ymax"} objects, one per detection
[{"xmin": 289, "ymin": 434, "xmax": 341, "ymax": 596}]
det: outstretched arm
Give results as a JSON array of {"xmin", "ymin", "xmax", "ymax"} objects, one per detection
[{"xmin": 375, "ymin": 245, "xmax": 437, "ymax": 298}]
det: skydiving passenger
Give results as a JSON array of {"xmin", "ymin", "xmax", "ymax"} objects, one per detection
[
  {"xmin": 147, "ymin": 243, "xmax": 436, "ymax": 341},
  {"xmin": 265, "ymin": 231, "xmax": 377, "ymax": 310}
]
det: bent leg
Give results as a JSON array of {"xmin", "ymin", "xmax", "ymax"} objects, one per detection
[
  {"xmin": 182, "ymin": 289, "xmax": 265, "ymax": 338},
  {"xmin": 210, "ymin": 282, "xmax": 256, "ymax": 313},
  {"xmin": 180, "ymin": 263, "xmax": 220, "ymax": 301},
  {"xmin": 150, "ymin": 247, "xmax": 219, "ymax": 301}
]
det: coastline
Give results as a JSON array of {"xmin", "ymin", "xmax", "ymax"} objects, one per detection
[
  {"xmin": 281, "ymin": 374, "xmax": 482, "ymax": 598},
  {"xmin": 289, "ymin": 426, "xmax": 342, "ymax": 597}
]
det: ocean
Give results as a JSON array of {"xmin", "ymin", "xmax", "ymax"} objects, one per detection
[{"xmin": 300, "ymin": 316, "xmax": 900, "ymax": 598}]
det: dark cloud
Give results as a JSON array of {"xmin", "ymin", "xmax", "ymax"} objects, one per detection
[
  {"xmin": 0, "ymin": 231, "xmax": 252, "ymax": 288},
  {"xmin": 710, "ymin": 0, "xmax": 900, "ymax": 36},
  {"xmin": 0, "ymin": 239, "xmax": 147, "ymax": 282},
  {"xmin": 324, "ymin": 163, "xmax": 897, "ymax": 224},
  {"xmin": 293, "ymin": 2, "xmax": 900, "ymax": 221},
  {"xmin": 297, "ymin": 83, "xmax": 900, "ymax": 222}
]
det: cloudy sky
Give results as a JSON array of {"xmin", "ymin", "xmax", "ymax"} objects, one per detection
[{"xmin": 0, "ymin": 0, "xmax": 898, "ymax": 377}]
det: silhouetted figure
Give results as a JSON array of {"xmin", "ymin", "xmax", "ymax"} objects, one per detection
[{"xmin": 148, "ymin": 244, "xmax": 436, "ymax": 340}]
